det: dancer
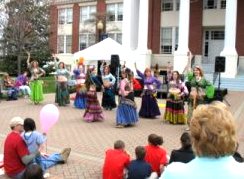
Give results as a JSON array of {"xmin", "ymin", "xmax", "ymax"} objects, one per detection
[
  {"xmin": 22, "ymin": 118, "xmax": 71, "ymax": 173},
  {"xmin": 100, "ymin": 61, "xmax": 116, "ymax": 110},
  {"xmin": 135, "ymin": 63, "xmax": 161, "ymax": 118},
  {"xmin": 164, "ymin": 71, "xmax": 188, "ymax": 124},
  {"xmin": 83, "ymin": 84, "xmax": 104, "ymax": 122},
  {"xmin": 73, "ymin": 58, "xmax": 87, "ymax": 109},
  {"xmin": 187, "ymin": 66, "xmax": 214, "ymax": 127},
  {"xmin": 116, "ymin": 68, "xmax": 138, "ymax": 128},
  {"xmin": 26, "ymin": 51, "xmax": 45, "ymax": 104},
  {"xmin": 55, "ymin": 61, "xmax": 70, "ymax": 106}
]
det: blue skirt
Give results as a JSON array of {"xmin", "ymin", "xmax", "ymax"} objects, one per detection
[
  {"xmin": 116, "ymin": 94, "xmax": 138, "ymax": 125},
  {"xmin": 74, "ymin": 92, "xmax": 86, "ymax": 109}
]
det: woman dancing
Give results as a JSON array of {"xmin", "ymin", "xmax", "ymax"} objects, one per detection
[
  {"xmin": 135, "ymin": 63, "xmax": 161, "ymax": 118},
  {"xmin": 55, "ymin": 61, "xmax": 70, "ymax": 106},
  {"xmin": 27, "ymin": 52, "xmax": 45, "ymax": 104},
  {"xmin": 100, "ymin": 62, "xmax": 116, "ymax": 110},
  {"xmin": 116, "ymin": 68, "xmax": 138, "ymax": 128}
]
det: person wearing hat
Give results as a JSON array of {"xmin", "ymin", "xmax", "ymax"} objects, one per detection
[{"xmin": 3, "ymin": 117, "xmax": 40, "ymax": 179}]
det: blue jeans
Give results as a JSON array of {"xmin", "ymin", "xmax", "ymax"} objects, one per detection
[{"xmin": 34, "ymin": 153, "xmax": 62, "ymax": 171}]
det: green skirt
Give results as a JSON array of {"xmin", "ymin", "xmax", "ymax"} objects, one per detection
[
  {"xmin": 55, "ymin": 82, "xmax": 70, "ymax": 106},
  {"xmin": 30, "ymin": 80, "xmax": 44, "ymax": 103}
]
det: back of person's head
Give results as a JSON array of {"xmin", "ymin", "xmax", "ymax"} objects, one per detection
[
  {"xmin": 180, "ymin": 132, "xmax": 192, "ymax": 149},
  {"xmin": 148, "ymin": 134, "xmax": 163, "ymax": 146},
  {"xmin": 190, "ymin": 103, "xmax": 237, "ymax": 158},
  {"xmin": 114, "ymin": 140, "xmax": 125, "ymax": 150},
  {"xmin": 22, "ymin": 164, "xmax": 44, "ymax": 179},
  {"xmin": 135, "ymin": 146, "xmax": 146, "ymax": 160},
  {"xmin": 23, "ymin": 118, "xmax": 36, "ymax": 132}
]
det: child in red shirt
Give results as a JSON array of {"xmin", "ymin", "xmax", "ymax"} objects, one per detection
[
  {"xmin": 145, "ymin": 134, "xmax": 168, "ymax": 177},
  {"xmin": 102, "ymin": 140, "xmax": 130, "ymax": 179}
]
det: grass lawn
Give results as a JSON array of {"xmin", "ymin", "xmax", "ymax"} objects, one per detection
[{"xmin": 42, "ymin": 75, "xmax": 56, "ymax": 94}]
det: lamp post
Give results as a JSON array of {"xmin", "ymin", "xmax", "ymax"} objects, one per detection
[{"xmin": 97, "ymin": 20, "xmax": 104, "ymax": 42}]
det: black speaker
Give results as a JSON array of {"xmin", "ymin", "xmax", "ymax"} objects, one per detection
[
  {"xmin": 110, "ymin": 55, "xmax": 120, "ymax": 76},
  {"xmin": 215, "ymin": 56, "xmax": 226, "ymax": 72}
]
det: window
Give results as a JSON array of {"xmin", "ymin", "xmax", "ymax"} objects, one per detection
[
  {"xmin": 211, "ymin": 31, "xmax": 225, "ymax": 40},
  {"xmin": 80, "ymin": 6, "xmax": 96, "ymax": 23},
  {"xmin": 107, "ymin": 33, "xmax": 122, "ymax": 44},
  {"xmin": 175, "ymin": 27, "xmax": 178, "ymax": 50},
  {"xmin": 79, "ymin": 33, "xmax": 96, "ymax": 50},
  {"xmin": 162, "ymin": 0, "xmax": 173, "ymax": 11},
  {"xmin": 106, "ymin": 3, "xmax": 123, "ymax": 21},
  {"xmin": 176, "ymin": 0, "xmax": 180, "ymax": 11},
  {"xmin": 58, "ymin": 8, "xmax": 73, "ymax": 24},
  {"xmin": 220, "ymin": 0, "xmax": 226, "ymax": 9},
  {"xmin": 204, "ymin": 0, "xmax": 217, "ymax": 9},
  {"xmin": 57, "ymin": 35, "xmax": 72, "ymax": 53},
  {"xmin": 161, "ymin": 28, "xmax": 172, "ymax": 54}
]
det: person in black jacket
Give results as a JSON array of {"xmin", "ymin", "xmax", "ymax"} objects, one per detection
[{"xmin": 169, "ymin": 132, "xmax": 195, "ymax": 163}]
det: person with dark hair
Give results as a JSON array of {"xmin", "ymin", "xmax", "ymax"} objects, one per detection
[
  {"xmin": 4, "ymin": 117, "xmax": 40, "ymax": 179},
  {"xmin": 15, "ymin": 71, "xmax": 31, "ymax": 98},
  {"xmin": 169, "ymin": 132, "xmax": 195, "ymax": 163},
  {"xmin": 103, "ymin": 140, "xmax": 130, "ymax": 179},
  {"xmin": 83, "ymin": 84, "xmax": 104, "ymax": 122},
  {"xmin": 145, "ymin": 134, "xmax": 168, "ymax": 177},
  {"xmin": 116, "ymin": 68, "xmax": 138, "ymax": 128},
  {"xmin": 22, "ymin": 164, "xmax": 44, "ymax": 179},
  {"xmin": 127, "ymin": 146, "xmax": 152, "ymax": 179},
  {"xmin": 164, "ymin": 71, "xmax": 188, "ymax": 124},
  {"xmin": 135, "ymin": 63, "xmax": 161, "ymax": 118},
  {"xmin": 21, "ymin": 118, "xmax": 71, "ymax": 173},
  {"xmin": 55, "ymin": 61, "xmax": 70, "ymax": 106},
  {"xmin": 73, "ymin": 58, "xmax": 87, "ymax": 109},
  {"xmin": 100, "ymin": 61, "xmax": 116, "ymax": 110}
]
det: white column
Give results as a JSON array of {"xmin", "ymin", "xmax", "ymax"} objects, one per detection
[
  {"xmin": 173, "ymin": 0, "xmax": 190, "ymax": 74},
  {"xmin": 220, "ymin": 0, "xmax": 238, "ymax": 78},
  {"xmin": 136, "ymin": 0, "xmax": 151, "ymax": 70},
  {"xmin": 122, "ymin": 0, "xmax": 139, "ymax": 50}
]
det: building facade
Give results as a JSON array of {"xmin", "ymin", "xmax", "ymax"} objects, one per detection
[{"xmin": 50, "ymin": 0, "xmax": 244, "ymax": 78}]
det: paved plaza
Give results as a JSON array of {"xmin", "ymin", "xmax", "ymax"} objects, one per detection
[{"xmin": 0, "ymin": 91, "xmax": 244, "ymax": 179}]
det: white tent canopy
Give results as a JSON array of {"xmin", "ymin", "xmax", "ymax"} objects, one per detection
[{"xmin": 73, "ymin": 38, "xmax": 134, "ymax": 65}]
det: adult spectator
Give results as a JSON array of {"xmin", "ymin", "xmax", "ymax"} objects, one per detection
[
  {"xmin": 161, "ymin": 102, "xmax": 244, "ymax": 179},
  {"xmin": 102, "ymin": 140, "xmax": 130, "ymax": 179},
  {"xmin": 145, "ymin": 134, "xmax": 168, "ymax": 177},
  {"xmin": 127, "ymin": 146, "xmax": 152, "ymax": 179},
  {"xmin": 15, "ymin": 71, "xmax": 31, "ymax": 98},
  {"xmin": 3, "ymin": 117, "xmax": 40, "ymax": 179},
  {"xmin": 169, "ymin": 132, "xmax": 195, "ymax": 163},
  {"xmin": 3, "ymin": 73, "xmax": 18, "ymax": 100}
]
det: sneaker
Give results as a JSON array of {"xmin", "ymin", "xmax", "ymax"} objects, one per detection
[
  {"xmin": 115, "ymin": 124, "xmax": 124, "ymax": 128},
  {"xmin": 60, "ymin": 148, "xmax": 71, "ymax": 163},
  {"xmin": 185, "ymin": 127, "xmax": 190, "ymax": 131}
]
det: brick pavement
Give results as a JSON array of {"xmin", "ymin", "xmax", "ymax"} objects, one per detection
[{"xmin": 0, "ymin": 91, "xmax": 244, "ymax": 179}]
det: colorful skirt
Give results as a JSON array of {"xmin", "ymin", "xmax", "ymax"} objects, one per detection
[
  {"xmin": 164, "ymin": 97, "xmax": 186, "ymax": 124},
  {"xmin": 55, "ymin": 82, "xmax": 70, "ymax": 106},
  {"xmin": 30, "ymin": 80, "xmax": 43, "ymax": 103},
  {"xmin": 83, "ymin": 103, "xmax": 104, "ymax": 122},
  {"xmin": 116, "ymin": 93, "xmax": 138, "ymax": 125},
  {"xmin": 102, "ymin": 88, "xmax": 116, "ymax": 109},
  {"xmin": 74, "ymin": 92, "xmax": 86, "ymax": 109},
  {"xmin": 139, "ymin": 90, "xmax": 161, "ymax": 118}
]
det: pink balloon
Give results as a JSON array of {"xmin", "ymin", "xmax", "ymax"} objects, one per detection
[{"xmin": 39, "ymin": 104, "xmax": 60, "ymax": 133}]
